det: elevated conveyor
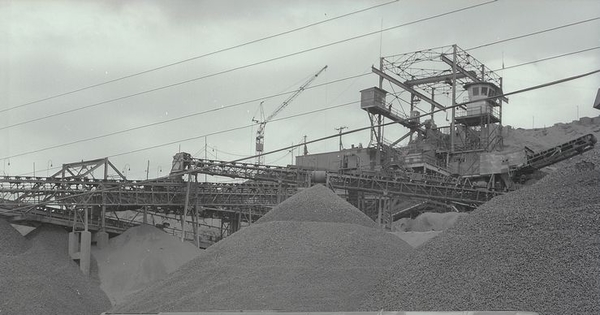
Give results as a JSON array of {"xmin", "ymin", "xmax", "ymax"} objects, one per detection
[
  {"xmin": 512, "ymin": 133, "xmax": 597, "ymax": 177},
  {"xmin": 178, "ymin": 158, "xmax": 503, "ymax": 208}
]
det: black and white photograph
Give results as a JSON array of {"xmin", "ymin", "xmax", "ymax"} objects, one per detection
[{"xmin": 1, "ymin": 1, "xmax": 599, "ymax": 314}]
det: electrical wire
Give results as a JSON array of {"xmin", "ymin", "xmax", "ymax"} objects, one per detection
[
  {"xmin": 0, "ymin": 0, "xmax": 497, "ymax": 131},
  {"xmin": 4, "ymin": 42, "xmax": 597, "ymax": 162},
  {"xmin": 493, "ymin": 46, "xmax": 600, "ymax": 71},
  {"xmin": 12, "ymin": 67, "xmax": 600, "ymax": 178},
  {"xmin": 107, "ymin": 101, "xmax": 359, "ymax": 159},
  {"xmin": 9, "ymin": 100, "xmax": 360, "ymax": 177},
  {"xmin": 0, "ymin": 0, "xmax": 399, "ymax": 114},
  {"xmin": 265, "ymin": 150, "xmax": 292, "ymax": 165},
  {"xmin": 467, "ymin": 16, "xmax": 600, "ymax": 51},
  {"xmin": 206, "ymin": 145, "xmax": 249, "ymax": 158},
  {"xmin": 230, "ymin": 68, "xmax": 600, "ymax": 164},
  {"xmin": 0, "ymin": 72, "xmax": 369, "ymax": 160},
  {"xmin": 6, "ymin": 68, "xmax": 599, "ymax": 204}
]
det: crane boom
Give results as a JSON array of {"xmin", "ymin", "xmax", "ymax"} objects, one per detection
[{"xmin": 255, "ymin": 65, "xmax": 328, "ymax": 165}]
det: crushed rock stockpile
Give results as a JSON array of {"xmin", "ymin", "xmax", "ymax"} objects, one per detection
[
  {"xmin": 0, "ymin": 218, "xmax": 30, "ymax": 255},
  {"xmin": 257, "ymin": 185, "xmax": 380, "ymax": 228},
  {"xmin": 0, "ymin": 224, "xmax": 111, "ymax": 315},
  {"xmin": 364, "ymin": 147, "xmax": 600, "ymax": 315},
  {"xmin": 93, "ymin": 224, "xmax": 202, "ymax": 305},
  {"xmin": 114, "ymin": 184, "xmax": 413, "ymax": 313},
  {"xmin": 390, "ymin": 231, "xmax": 441, "ymax": 248}
]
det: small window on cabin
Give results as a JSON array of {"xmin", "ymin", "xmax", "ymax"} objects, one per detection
[
  {"xmin": 481, "ymin": 87, "xmax": 488, "ymax": 96},
  {"xmin": 489, "ymin": 89, "xmax": 495, "ymax": 97},
  {"xmin": 472, "ymin": 87, "xmax": 479, "ymax": 96}
]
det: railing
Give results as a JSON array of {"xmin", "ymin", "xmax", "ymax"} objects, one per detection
[{"xmin": 455, "ymin": 104, "xmax": 500, "ymax": 121}]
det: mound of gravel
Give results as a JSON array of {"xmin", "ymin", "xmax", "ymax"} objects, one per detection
[
  {"xmin": 0, "ymin": 224, "xmax": 111, "ymax": 315},
  {"xmin": 0, "ymin": 218, "xmax": 30, "ymax": 255},
  {"xmin": 257, "ymin": 184, "xmax": 380, "ymax": 228},
  {"xmin": 114, "ymin": 184, "xmax": 412, "ymax": 313},
  {"xmin": 93, "ymin": 224, "xmax": 202, "ymax": 305},
  {"xmin": 363, "ymin": 148, "xmax": 600, "ymax": 315}
]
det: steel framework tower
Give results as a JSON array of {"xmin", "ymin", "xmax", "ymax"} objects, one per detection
[{"xmin": 361, "ymin": 44, "xmax": 507, "ymax": 181}]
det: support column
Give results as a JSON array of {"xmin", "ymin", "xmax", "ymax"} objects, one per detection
[
  {"xmin": 80, "ymin": 207, "xmax": 91, "ymax": 275},
  {"xmin": 79, "ymin": 231, "xmax": 91, "ymax": 276},
  {"xmin": 450, "ymin": 44, "xmax": 458, "ymax": 153},
  {"xmin": 68, "ymin": 208, "xmax": 92, "ymax": 275},
  {"xmin": 194, "ymin": 204, "xmax": 200, "ymax": 248},
  {"xmin": 143, "ymin": 206, "xmax": 148, "ymax": 225},
  {"xmin": 182, "ymin": 176, "xmax": 192, "ymax": 242}
]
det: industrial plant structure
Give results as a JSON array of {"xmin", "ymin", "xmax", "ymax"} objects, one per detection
[{"xmin": 0, "ymin": 45, "xmax": 596, "ymax": 275}]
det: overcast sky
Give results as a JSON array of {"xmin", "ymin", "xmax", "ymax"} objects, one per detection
[{"xmin": 1, "ymin": 0, "xmax": 599, "ymax": 179}]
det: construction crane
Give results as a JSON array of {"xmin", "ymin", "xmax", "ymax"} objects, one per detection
[{"xmin": 252, "ymin": 65, "xmax": 328, "ymax": 165}]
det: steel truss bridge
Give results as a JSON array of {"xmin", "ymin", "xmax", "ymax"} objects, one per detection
[{"xmin": 0, "ymin": 155, "xmax": 503, "ymax": 246}]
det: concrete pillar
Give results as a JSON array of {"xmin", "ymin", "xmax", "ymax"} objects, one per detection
[
  {"xmin": 79, "ymin": 231, "xmax": 92, "ymax": 276},
  {"xmin": 68, "ymin": 232, "xmax": 78, "ymax": 259},
  {"xmin": 95, "ymin": 231, "xmax": 109, "ymax": 249}
]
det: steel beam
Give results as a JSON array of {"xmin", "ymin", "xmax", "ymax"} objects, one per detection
[{"xmin": 372, "ymin": 66, "xmax": 447, "ymax": 110}]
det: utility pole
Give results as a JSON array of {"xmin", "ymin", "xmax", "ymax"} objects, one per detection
[
  {"xmin": 335, "ymin": 126, "xmax": 348, "ymax": 151},
  {"xmin": 204, "ymin": 136, "xmax": 207, "ymax": 183}
]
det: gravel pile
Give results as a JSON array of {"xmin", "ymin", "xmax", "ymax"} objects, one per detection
[
  {"xmin": 114, "ymin": 184, "xmax": 412, "ymax": 313},
  {"xmin": 363, "ymin": 147, "xmax": 600, "ymax": 315},
  {"xmin": 93, "ymin": 224, "xmax": 202, "ymax": 305},
  {"xmin": 257, "ymin": 184, "xmax": 380, "ymax": 228},
  {"xmin": 0, "ymin": 224, "xmax": 111, "ymax": 315},
  {"xmin": 0, "ymin": 218, "xmax": 30, "ymax": 255}
]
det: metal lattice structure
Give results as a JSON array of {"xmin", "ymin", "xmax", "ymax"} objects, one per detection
[
  {"xmin": 360, "ymin": 44, "xmax": 513, "ymax": 189},
  {"xmin": 0, "ymin": 158, "xmax": 299, "ymax": 245}
]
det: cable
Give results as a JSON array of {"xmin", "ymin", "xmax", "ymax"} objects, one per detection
[
  {"xmin": 7, "ymin": 68, "xmax": 600, "ymax": 206},
  {"xmin": 493, "ymin": 46, "xmax": 600, "ymax": 71},
  {"xmin": 107, "ymin": 101, "xmax": 359, "ymax": 159},
  {"xmin": 5, "ymin": 42, "xmax": 595, "ymax": 162},
  {"xmin": 206, "ymin": 145, "xmax": 249, "ymax": 158},
  {"xmin": 265, "ymin": 150, "xmax": 292, "ymax": 165},
  {"xmin": 0, "ymin": 0, "xmax": 497, "ymax": 131},
  {"xmin": 8, "ymin": 100, "xmax": 360, "ymax": 177},
  {"xmin": 0, "ymin": 72, "xmax": 370, "ymax": 160},
  {"xmin": 0, "ymin": 0, "xmax": 399, "ymax": 114},
  {"xmin": 467, "ymin": 16, "xmax": 600, "ymax": 50},
  {"xmin": 230, "ymin": 68, "xmax": 600, "ymax": 164}
]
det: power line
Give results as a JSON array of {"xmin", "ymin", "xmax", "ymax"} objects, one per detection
[
  {"xmin": 0, "ymin": 0, "xmax": 497, "ymax": 131},
  {"xmin": 494, "ymin": 46, "xmax": 600, "ymax": 71},
  {"xmin": 467, "ymin": 16, "xmax": 600, "ymax": 51},
  {"xmin": 14, "ymin": 66, "xmax": 600, "ymax": 178},
  {"xmin": 206, "ymin": 145, "xmax": 249, "ymax": 158},
  {"xmin": 4, "ymin": 42, "xmax": 597, "ymax": 161},
  {"xmin": 9, "ymin": 101, "xmax": 359, "ymax": 177},
  {"xmin": 5, "ymin": 38, "xmax": 597, "ymax": 162},
  {"xmin": 230, "ymin": 68, "xmax": 600, "ymax": 164},
  {"xmin": 7, "ymin": 68, "xmax": 600, "ymax": 205},
  {"xmin": 0, "ymin": 0, "xmax": 399, "ymax": 114},
  {"xmin": 107, "ymin": 101, "xmax": 359, "ymax": 159},
  {"xmin": 0, "ymin": 72, "xmax": 369, "ymax": 160}
]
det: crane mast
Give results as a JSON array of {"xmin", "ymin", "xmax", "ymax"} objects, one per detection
[{"xmin": 254, "ymin": 65, "xmax": 328, "ymax": 165}]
